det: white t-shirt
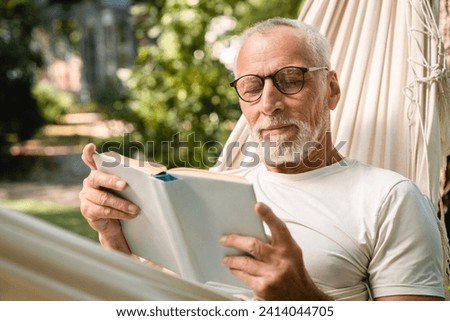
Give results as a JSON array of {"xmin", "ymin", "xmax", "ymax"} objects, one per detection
[{"xmin": 228, "ymin": 158, "xmax": 444, "ymax": 300}]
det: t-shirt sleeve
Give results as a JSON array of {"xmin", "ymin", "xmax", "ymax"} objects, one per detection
[{"xmin": 368, "ymin": 180, "xmax": 444, "ymax": 299}]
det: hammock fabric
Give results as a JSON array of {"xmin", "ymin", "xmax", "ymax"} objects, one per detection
[{"xmin": 0, "ymin": 206, "xmax": 232, "ymax": 300}]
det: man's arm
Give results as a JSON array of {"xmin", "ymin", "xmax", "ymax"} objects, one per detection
[{"xmin": 368, "ymin": 180, "xmax": 445, "ymax": 300}]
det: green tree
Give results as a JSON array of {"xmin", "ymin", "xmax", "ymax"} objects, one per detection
[
  {"xmin": 0, "ymin": 0, "xmax": 44, "ymax": 155},
  {"xmin": 107, "ymin": 0, "xmax": 302, "ymax": 168}
]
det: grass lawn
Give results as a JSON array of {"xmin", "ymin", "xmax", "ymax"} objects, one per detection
[{"xmin": 0, "ymin": 198, "xmax": 98, "ymax": 242}]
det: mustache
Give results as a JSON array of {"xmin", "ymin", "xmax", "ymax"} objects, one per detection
[{"xmin": 252, "ymin": 115, "xmax": 300, "ymax": 135}]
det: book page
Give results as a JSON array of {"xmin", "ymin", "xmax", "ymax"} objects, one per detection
[{"xmin": 168, "ymin": 167, "xmax": 249, "ymax": 183}]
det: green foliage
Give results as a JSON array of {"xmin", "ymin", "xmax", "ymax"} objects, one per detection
[
  {"xmin": 32, "ymin": 82, "xmax": 75, "ymax": 123},
  {"xmin": 110, "ymin": 0, "xmax": 302, "ymax": 168},
  {"xmin": 0, "ymin": 0, "xmax": 45, "ymax": 153}
]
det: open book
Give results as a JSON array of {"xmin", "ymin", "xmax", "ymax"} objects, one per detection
[{"xmin": 93, "ymin": 151, "xmax": 267, "ymax": 291}]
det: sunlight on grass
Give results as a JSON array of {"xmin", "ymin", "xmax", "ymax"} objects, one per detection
[{"xmin": 0, "ymin": 198, "xmax": 98, "ymax": 241}]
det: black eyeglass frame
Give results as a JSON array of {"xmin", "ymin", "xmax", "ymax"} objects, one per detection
[{"xmin": 229, "ymin": 66, "xmax": 329, "ymax": 103}]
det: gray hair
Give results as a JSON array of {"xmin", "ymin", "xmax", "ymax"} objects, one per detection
[{"xmin": 236, "ymin": 17, "xmax": 331, "ymax": 69}]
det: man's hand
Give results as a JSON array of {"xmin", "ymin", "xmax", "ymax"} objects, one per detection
[
  {"xmin": 79, "ymin": 143, "xmax": 139, "ymax": 254},
  {"xmin": 220, "ymin": 202, "xmax": 331, "ymax": 301}
]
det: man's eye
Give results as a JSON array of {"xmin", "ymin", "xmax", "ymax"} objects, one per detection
[
  {"xmin": 280, "ymin": 80, "xmax": 302, "ymax": 89},
  {"xmin": 240, "ymin": 79, "xmax": 262, "ymax": 94},
  {"xmin": 244, "ymin": 85, "xmax": 262, "ymax": 94}
]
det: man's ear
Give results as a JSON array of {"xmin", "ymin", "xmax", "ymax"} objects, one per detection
[{"xmin": 327, "ymin": 71, "xmax": 341, "ymax": 110}]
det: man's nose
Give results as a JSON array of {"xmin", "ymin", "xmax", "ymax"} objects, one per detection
[{"xmin": 260, "ymin": 78, "xmax": 283, "ymax": 115}]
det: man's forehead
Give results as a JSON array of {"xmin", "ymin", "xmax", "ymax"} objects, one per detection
[
  {"xmin": 235, "ymin": 27, "xmax": 313, "ymax": 73},
  {"xmin": 238, "ymin": 26, "xmax": 310, "ymax": 59}
]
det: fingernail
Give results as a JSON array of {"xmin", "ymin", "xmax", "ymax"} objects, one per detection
[
  {"xmin": 128, "ymin": 204, "xmax": 139, "ymax": 214},
  {"xmin": 116, "ymin": 180, "xmax": 126, "ymax": 189}
]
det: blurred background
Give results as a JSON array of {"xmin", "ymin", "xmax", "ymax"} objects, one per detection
[{"xmin": 0, "ymin": 0, "xmax": 304, "ymax": 241}]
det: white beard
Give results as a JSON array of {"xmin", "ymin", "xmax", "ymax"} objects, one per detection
[{"xmin": 249, "ymin": 110, "xmax": 329, "ymax": 167}]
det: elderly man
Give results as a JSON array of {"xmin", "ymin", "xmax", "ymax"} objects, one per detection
[{"xmin": 79, "ymin": 18, "xmax": 444, "ymax": 301}]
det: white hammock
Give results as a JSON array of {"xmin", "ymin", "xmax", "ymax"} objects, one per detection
[
  {"xmin": 215, "ymin": 0, "xmax": 450, "ymax": 298},
  {"xmin": 0, "ymin": 206, "xmax": 232, "ymax": 300}
]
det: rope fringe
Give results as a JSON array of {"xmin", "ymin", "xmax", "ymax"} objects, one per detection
[{"xmin": 406, "ymin": 0, "xmax": 450, "ymax": 300}]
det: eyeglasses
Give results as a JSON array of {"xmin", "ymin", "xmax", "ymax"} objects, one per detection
[{"xmin": 229, "ymin": 66, "xmax": 329, "ymax": 103}]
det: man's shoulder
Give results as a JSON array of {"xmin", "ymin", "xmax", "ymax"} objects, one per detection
[
  {"xmin": 344, "ymin": 159, "xmax": 410, "ymax": 183},
  {"xmin": 343, "ymin": 159, "xmax": 427, "ymax": 204}
]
